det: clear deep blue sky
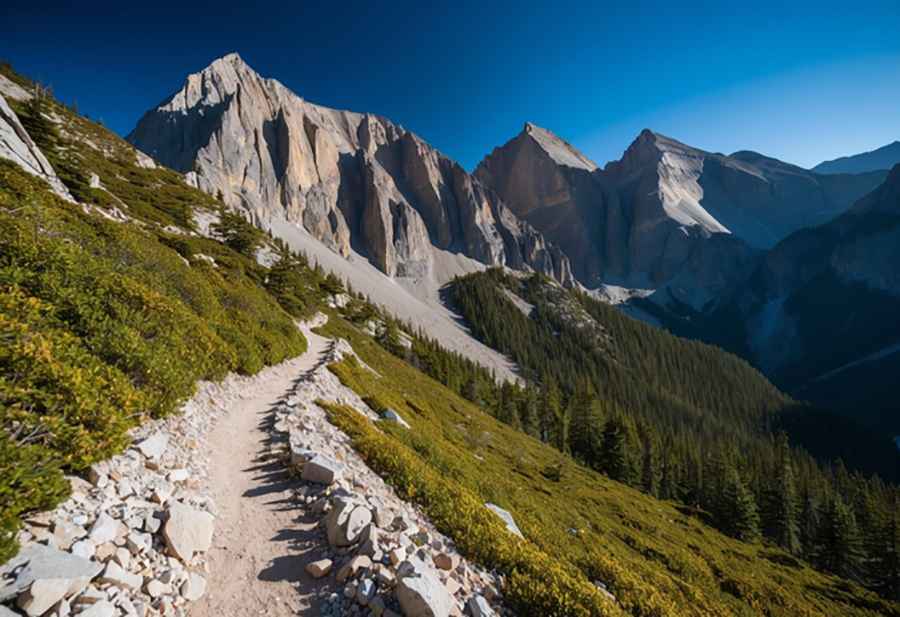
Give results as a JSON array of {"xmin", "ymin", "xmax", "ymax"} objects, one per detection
[{"xmin": 3, "ymin": 1, "xmax": 899, "ymax": 170}]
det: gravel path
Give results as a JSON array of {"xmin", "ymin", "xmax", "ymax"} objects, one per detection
[{"xmin": 191, "ymin": 328, "xmax": 332, "ymax": 617}]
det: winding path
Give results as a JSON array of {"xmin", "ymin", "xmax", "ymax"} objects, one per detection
[{"xmin": 191, "ymin": 326, "xmax": 333, "ymax": 617}]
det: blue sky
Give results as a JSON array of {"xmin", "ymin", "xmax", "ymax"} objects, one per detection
[{"xmin": 2, "ymin": 1, "xmax": 899, "ymax": 170}]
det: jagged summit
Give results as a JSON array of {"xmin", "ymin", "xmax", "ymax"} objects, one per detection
[
  {"xmin": 129, "ymin": 55, "xmax": 573, "ymax": 287},
  {"xmin": 519, "ymin": 122, "xmax": 597, "ymax": 171}
]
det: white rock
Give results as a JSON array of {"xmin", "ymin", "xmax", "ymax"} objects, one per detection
[
  {"xmin": 77, "ymin": 600, "xmax": 115, "ymax": 617},
  {"xmin": 135, "ymin": 433, "xmax": 168, "ymax": 460},
  {"xmin": 99, "ymin": 561, "xmax": 142, "ymax": 590},
  {"xmin": 325, "ymin": 499, "xmax": 372, "ymax": 547},
  {"xmin": 381, "ymin": 409, "xmax": 411, "ymax": 429},
  {"xmin": 162, "ymin": 503, "xmax": 214, "ymax": 562},
  {"xmin": 396, "ymin": 559, "xmax": 453, "ymax": 617},
  {"xmin": 301, "ymin": 453, "xmax": 343, "ymax": 485},
  {"xmin": 70, "ymin": 540, "xmax": 96, "ymax": 560},
  {"xmin": 484, "ymin": 503, "xmax": 523, "ymax": 538},
  {"xmin": 89, "ymin": 513, "xmax": 124, "ymax": 544},
  {"xmin": 0, "ymin": 545, "xmax": 102, "ymax": 616},
  {"xmin": 180, "ymin": 572, "xmax": 206, "ymax": 601}
]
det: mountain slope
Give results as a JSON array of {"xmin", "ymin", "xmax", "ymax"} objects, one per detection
[
  {"xmin": 476, "ymin": 126, "xmax": 886, "ymax": 301},
  {"xmin": 814, "ymin": 140, "xmax": 900, "ymax": 174},
  {"xmin": 128, "ymin": 53, "xmax": 572, "ymax": 286},
  {"xmin": 708, "ymin": 164, "xmax": 900, "ymax": 432}
]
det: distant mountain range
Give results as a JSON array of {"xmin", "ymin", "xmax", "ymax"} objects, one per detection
[
  {"xmin": 126, "ymin": 53, "xmax": 899, "ymax": 433},
  {"xmin": 813, "ymin": 140, "xmax": 900, "ymax": 174}
]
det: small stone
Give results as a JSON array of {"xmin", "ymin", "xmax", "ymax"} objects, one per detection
[
  {"xmin": 180, "ymin": 572, "xmax": 207, "ymax": 601},
  {"xmin": 336, "ymin": 555, "xmax": 372, "ymax": 583},
  {"xmin": 70, "ymin": 539, "xmax": 96, "ymax": 560},
  {"xmin": 434, "ymin": 553, "xmax": 459, "ymax": 572},
  {"xmin": 306, "ymin": 559, "xmax": 333, "ymax": 579},
  {"xmin": 135, "ymin": 433, "xmax": 168, "ymax": 460},
  {"xmin": 380, "ymin": 409, "xmax": 410, "ymax": 429},
  {"xmin": 484, "ymin": 503, "xmax": 523, "ymax": 538},
  {"xmin": 356, "ymin": 579, "xmax": 375, "ymax": 606},
  {"xmin": 144, "ymin": 579, "xmax": 171, "ymax": 599},
  {"xmin": 89, "ymin": 513, "xmax": 124, "ymax": 544},
  {"xmin": 302, "ymin": 454, "xmax": 344, "ymax": 485},
  {"xmin": 167, "ymin": 469, "xmax": 189, "ymax": 483},
  {"xmin": 52, "ymin": 521, "xmax": 87, "ymax": 550},
  {"xmin": 99, "ymin": 561, "xmax": 143, "ymax": 590},
  {"xmin": 466, "ymin": 595, "xmax": 496, "ymax": 617},
  {"xmin": 76, "ymin": 601, "xmax": 116, "ymax": 617}
]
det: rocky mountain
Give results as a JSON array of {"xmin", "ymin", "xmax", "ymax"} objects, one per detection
[
  {"xmin": 128, "ymin": 54, "xmax": 572, "ymax": 286},
  {"xmin": 0, "ymin": 77, "xmax": 72, "ymax": 201},
  {"xmin": 477, "ymin": 125, "xmax": 887, "ymax": 307},
  {"xmin": 704, "ymin": 164, "xmax": 900, "ymax": 431},
  {"xmin": 813, "ymin": 140, "xmax": 900, "ymax": 174}
]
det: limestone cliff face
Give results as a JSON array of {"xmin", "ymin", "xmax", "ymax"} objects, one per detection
[
  {"xmin": 477, "ymin": 125, "xmax": 886, "ymax": 306},
  {"xmin": 128, "ymin": 54, "xmax": 572, "ymax": 284},
  {"xmin": 0, "ymin": 92, "xmax": 73, "ymax": 201}
]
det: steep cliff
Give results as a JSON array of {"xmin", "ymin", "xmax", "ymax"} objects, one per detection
[{"xmin": 128, "ymin": 54, "xmax": 572, "ymax": 285}]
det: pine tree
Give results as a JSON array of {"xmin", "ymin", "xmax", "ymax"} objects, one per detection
[
  {"xmin": 600, "ymin": 416, "xmax": 638, "ymax": 485},
  {"xmin": 640, "ymin": 431, "xmax": 661, "ymax": 498},
  {"xmin": 819, "ymin": 496, "xmax": 863, "ymax": 580},
  {"xmin": 765, "ymin": 434, "xmax": 801, "ymax": 554},
  {"xmin": 721, "ymin": 465, "xmax": 760, "ymax": 541},
  {"xmin": 519, "ymin": 386, "xmax": 540, "ymax": 439},
  {"xmin": 799, "ymin": 490, "xmax": 821, "ymax": 562},
  {"xmin": 568, "ymin": 381, "xmax": 600, "ymax": 464}
]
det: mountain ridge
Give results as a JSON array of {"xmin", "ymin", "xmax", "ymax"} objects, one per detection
[
  {"xmin": 128, "ymin": 53, "xmax": 574, "ymax": 287},
  {"xmin": 813, "ymin": 139, "xmax": 900, "ymax": 174}
]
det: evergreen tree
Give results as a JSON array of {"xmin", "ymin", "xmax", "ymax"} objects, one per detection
[
  {"xmin": 519, "ymin": 386, "xmax": 540, "ymax": 439},
  {"xmin": 211, "ymin": 210, "xmax": 262, "ymax": 257},
  {"xmin": 799, "ymin": 489, "xmax": 821, "ymax": 563},
  {"xmin": 721, "ymin": 465, "xmax": 760, "ymax": 541},
  {"xmin": 568, "ymin": 381, "xmax": 600, "ymax": 464},
  {"xmin": 819, "ymin": 496, "xmax": 864, "ymax": 580},
  {"xmin": 764, "ymin": 434, "xmax": 801, "ymax": 554},
  {"xmin": 600, "ymin": 416, "xmax": 638, "ymax": 485}
]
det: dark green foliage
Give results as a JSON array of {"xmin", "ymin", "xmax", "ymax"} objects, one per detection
[
  {"xmin": 818, "ymin": 497, "xmax": 864, "ymax": 580},
  {"xmin": 211, "ymin": 210, "xmax": 263, "ymax": 257},
  {"xmin": 720, "ymin": 466, "xmax": 761, "ymax": 542}
]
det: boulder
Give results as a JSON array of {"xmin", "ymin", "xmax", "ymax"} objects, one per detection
[
  {"xmin": 336, "ymin": 555, "xmax": 373, "ymax": 583},
  {"xmin": 381, "ymin": 409, "xmax": 411, "ymax": 429},
  {"xmin": 395, "ymin": 559, "xmax": 453, "ymax": 617},
  {"xmin": 484, "ymin": 503, "xmax": 523, "ymax": 538},
  {"xmin": 325, "ymin": 498, "xmax": 372, "ymax": 547},
  {"xmin": 301, "ymin": 453, "xmax": 343, "ymax": 485},
  {"xmin": 162, "ymin": 502, "xmax": 214, "ymax": 562},
  {"xmin": 433, "ymin": 553, "xmax": 459, "ymax": 571},
  {"xmin": 0, "ymin": 545, "xmax": 102, "ymax": 616},
  {"xmin": 135, "ymin": 433, "xmax": 168, "ymax": 460}
]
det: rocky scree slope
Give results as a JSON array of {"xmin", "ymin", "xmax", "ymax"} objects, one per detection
[
  {"xmin": 477, "ymin": 124, "xmax": 886, "ymax": 309},
  {"xmin": 128, "ymin": 53, "xmax": 572, "ymax": 286}
]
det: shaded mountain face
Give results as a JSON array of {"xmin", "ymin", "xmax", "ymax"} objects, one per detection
[
  {"xmin": 476, "ymin": 125, "xmax": 886, "ymax": 303},
  {"xmin": 813, "ymin": 140, "xmax": 900, "ymax": 174},
  {"xmin": 706, "ymin": 165, "xmax": 900, "ymax": 430},
  {"xmin": 128, "ymin": 54, "xmax": 572, "ymax": 285}
]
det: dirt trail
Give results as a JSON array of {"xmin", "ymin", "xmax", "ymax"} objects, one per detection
[{"xmin": 191, "ymin": 327, "xmax": 332, "ymax": 617}]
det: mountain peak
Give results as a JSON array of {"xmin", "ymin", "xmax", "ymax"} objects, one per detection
[
  {"xmin": 813, "ymin": 140, "xmax": 900, "ymax": 175},
  {"xmin": 518, "ymin": 122, "xmax": 597, "ymax": 171}
]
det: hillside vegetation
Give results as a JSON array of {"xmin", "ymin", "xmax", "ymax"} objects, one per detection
[
  {"xmin": 320, "ymin": 314, "xmax": 899, "ymax": 616},
  {"xmin": 439, "ymin": 269, "xmax": 899, "ymax": 600},
  {"xmin": 0, "ymin": 72, "xmax": 335, "ymax": 560}
]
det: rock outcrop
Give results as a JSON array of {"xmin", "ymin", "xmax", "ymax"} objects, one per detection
[
  {"xmin": 128, "ymin": 53, "xmax": 572, "ymax": 286},
  {"xmin": 0, "ymin": 93, "xmax": 73, "ymax": 201}
]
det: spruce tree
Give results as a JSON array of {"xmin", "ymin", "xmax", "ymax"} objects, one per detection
[
  {"xmin": 721, "ymin": 465, "xmax": 760, "ymax": 541},
  {"xmin": 765, "ymin": 434, "xmax": 801, "ymax": 554},
  {"xmin": 819, "ymin": 497, "xmax": 863, "ymax": 580}
]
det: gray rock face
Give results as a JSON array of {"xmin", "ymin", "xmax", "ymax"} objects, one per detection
[
  {"xmin": 477, "ymin": 124, "xmax": 885, "ymax": 302},
  {"xmin": 128, "ymin": 53, "xmax": 572, "ymax": 286},
  {"xmin": 0, "ymin": 93, "xmax": 73, "ymax": 201}
]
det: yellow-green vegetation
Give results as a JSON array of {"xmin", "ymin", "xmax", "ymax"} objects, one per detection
[
  {"xmin": 0, "ymin": 73, "xmax": 331, "ymax": 561},
  {"xmin": 319, "ymin": 316, "xmax": 899, "ymax": 617}
]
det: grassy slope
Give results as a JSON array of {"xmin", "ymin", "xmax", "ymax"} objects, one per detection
[
  {"xmin": 0, "ymin": 77, "xmax": 330, "ymax": 560},
  {"xmin": 320, "ymin": 315, "xmax": 898, "ymax": 617}
]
